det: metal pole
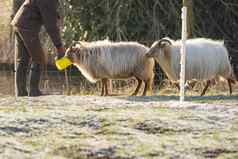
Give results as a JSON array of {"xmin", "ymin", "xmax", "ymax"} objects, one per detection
[
  {"xmin": 14, "ymin": 35, "xmax": 17, "ymax": 99},
  {"xmin": 183, "ymin": 0, "xmax": 193, "ymax": 38},
  {"xmin": 12, "ymin": 0, "xmax": 25, "ymax": 99},
  {"xmin": 180, "ymin": 7, "xmax": 187, "ymax": 103}
]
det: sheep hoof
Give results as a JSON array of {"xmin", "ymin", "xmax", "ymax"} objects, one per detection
[{"xmin": 200, "ymin": 93, "xmax": 205, "ymax": 96}]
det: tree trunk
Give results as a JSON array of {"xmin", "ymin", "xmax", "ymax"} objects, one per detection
[{"xmin": 183, "ymin": 0, "xmax": 193, "ymax": 38}]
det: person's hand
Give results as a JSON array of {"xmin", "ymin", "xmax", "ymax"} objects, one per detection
[{"xmin": 55, "ymin": 47, "xmax": 65, "ymax": 60}]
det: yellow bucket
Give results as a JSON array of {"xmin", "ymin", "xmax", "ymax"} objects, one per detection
[{"xmin": 55, "ymin": 56, "xmax": 72, "ymax": 71}]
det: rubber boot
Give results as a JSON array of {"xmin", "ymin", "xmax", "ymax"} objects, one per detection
[
  {"xmin": 29, "ymin": 63, "xmax": 42, "ymax": 97},
  {"xmin": 16, "ymin": 63, "xmax": 28, "ymax": 96}
]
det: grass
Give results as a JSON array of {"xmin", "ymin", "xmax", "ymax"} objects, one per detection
[{"xmin": 0, "ymin": 94, "xmax": 237, "ymax": 158}]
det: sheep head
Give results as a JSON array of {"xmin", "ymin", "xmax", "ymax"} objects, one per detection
[
  {"xmin": 146, "ymin": 39, "xmax": 172, "ymax": 58},
  {"xmin": 65, "ymin": 41, "xmax": 86, "ymax": 63}
]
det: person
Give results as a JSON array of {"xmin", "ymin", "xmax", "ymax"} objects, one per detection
[{"xmin": 11, "ymin": 0, "xmax": 65, "ymax": 97}]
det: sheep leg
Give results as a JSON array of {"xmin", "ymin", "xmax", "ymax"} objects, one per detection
[
  {"xmin": 142, "ymin": 78, "xmax": 153, "ymax": 96},
  {"xmin": 142, "ymin": 81, "xmax": 148, "ymax": 96},
  {"xmin": 189, "ymin": 80, "xmax": 197, "ymax": 89},
  {"xmin": 101, "ymin": 78, "xmax": 108, "ymax": 96},
  {"xmin": 101, "ymin": 79, "xmax": 105, "ymax": 96},
  {"xmin": 201, "ymin": 80, "xmax": 211, "ymax": 96},
  {"xmin": 175, "ymin": 81, "xmax": 196, "ymax": 92},
  {"xmin": 131, "ymin": 77, "xmax": 142, "ymax": 96},
  {"xmin": 175, "ymin": 83, "xmax": 180, "ymax": 91},
  {"xmin": 227, "ymin": 78, "xmax": 233, "ymax": 95},
  {"xmin": 104, "ymin": 79, "xmax": 109, "ymax": 96}
]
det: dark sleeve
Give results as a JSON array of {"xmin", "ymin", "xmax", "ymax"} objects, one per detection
[{"xmin": 37, "ymin": 0, "xmax": 63, "ymax": 48}]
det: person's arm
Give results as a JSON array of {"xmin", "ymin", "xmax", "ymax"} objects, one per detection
[{"xmin": 37, "ymin": 0, "xmax": 63, "ymax": 49}]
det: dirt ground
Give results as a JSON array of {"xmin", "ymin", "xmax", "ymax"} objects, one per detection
[{"xmin": 0, "ymin": 94, "xmax": 237, "ymax": 159}]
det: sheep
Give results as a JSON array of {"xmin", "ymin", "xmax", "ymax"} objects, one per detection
[
  {"xmin": 146, "ymin": 38, "xmax": 236, "ymax": 96},
  {"xmin": 65, "ymin": 40, "xmax": 155, "ymax": 96}
]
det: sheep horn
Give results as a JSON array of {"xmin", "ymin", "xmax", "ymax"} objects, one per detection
[{"xmin": 158, "ymin": 39, "xmax": 172, "ymax": 46}]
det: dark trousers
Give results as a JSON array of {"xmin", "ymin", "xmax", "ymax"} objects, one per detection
[
  {"xmin": 15, "ymin": 28, "xmax": 46, "ymax": 64},
  {"xmin": 15, "ymin": 32, "xmax": 29, "ymax": 96},
  {"xmin": 15, "ymin": 28, "xmax": 45, "ymax": 96},
  {"xmin": 15, "ymin": 31, "xmax": 30, "ymax": 66}
]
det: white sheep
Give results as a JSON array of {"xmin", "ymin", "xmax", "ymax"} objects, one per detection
[
  {"xmin": 146, "ymin": 38, "xmax": 236, "ymax": 96},
  {"xmin": 65, "ymin": 40, "xmax": 155, "ymax": 96}
]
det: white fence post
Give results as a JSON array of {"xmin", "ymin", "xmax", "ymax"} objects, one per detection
[{"xmin": 180, "ymin": 7, "xmax": 187, "ymax": 103}]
